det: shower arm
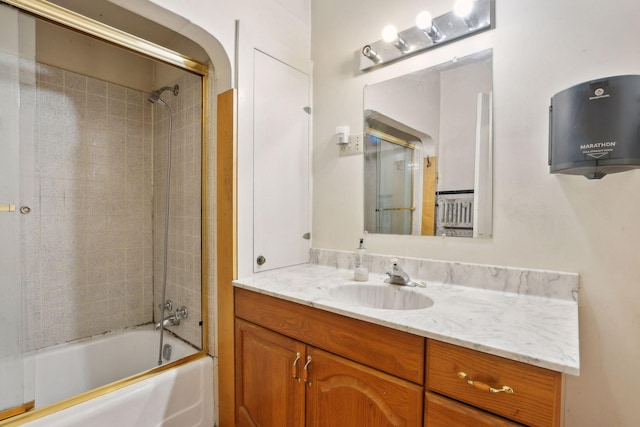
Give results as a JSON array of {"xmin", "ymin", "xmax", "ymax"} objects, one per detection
[{"xmin": 148, "ymin": 84, "xmax": 179, "ymax": 103}]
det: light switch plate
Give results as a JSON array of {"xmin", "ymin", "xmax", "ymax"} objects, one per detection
[{"xmin": 339, "ymin": 134, "xmax": 364, "ymax": 155}]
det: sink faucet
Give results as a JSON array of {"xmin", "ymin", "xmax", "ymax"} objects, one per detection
[
  {"xmin": 385, "ymin": 259, "xmax": 415, "ymax": 286},
  {"xmin": 155, "ymin": 306, "xmax": 188, "ymax": 329}
]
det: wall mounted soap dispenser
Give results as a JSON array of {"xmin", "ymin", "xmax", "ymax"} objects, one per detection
[{"xmin": 549, "ymin": 75, "xmax": 640, "ymax": 179}]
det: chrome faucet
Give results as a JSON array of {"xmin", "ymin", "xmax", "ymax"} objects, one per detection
[
  {"xmin": 155, "ymin": 306, "xmax": 188, "ymax": 329},
  {"xmin": 385, "ymin": 259, "xmax": 415, "ymax": 286}
]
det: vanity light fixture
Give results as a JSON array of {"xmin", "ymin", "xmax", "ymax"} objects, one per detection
[
  {"xmin": 359, "ymin": 0, "xmax": 493, "ymax": 71},
  {"xmin": 381, "ymin": 25, "xmax": 409, "ymax": 52},
  {"xmin": 415, "ymin": 11, "xmax": 444, "ymax": 43}
]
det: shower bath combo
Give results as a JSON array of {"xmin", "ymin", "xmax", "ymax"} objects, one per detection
[{"xmin": 0, "ymin": 0, "xmax": 212, "ymax": 423}]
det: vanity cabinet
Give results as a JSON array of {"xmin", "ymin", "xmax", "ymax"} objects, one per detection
[
  {"xmin": 235, "ymin": 288, "xmax": 424, "ymax": 427},
  {"xmin": 234, "ymin": 288, "xmax": 563, "ymax": 427}
]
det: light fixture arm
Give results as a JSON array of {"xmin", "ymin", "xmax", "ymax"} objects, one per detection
[
  {"xmin": 422, "ymin": 23, "xmax": 444, "ymax": 42},
  {"xmin": 392, "ymin": 36, "xmax": 409, "ymax": 52}
]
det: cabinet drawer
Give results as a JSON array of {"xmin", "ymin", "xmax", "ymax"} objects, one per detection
[
  {"xmin": 425, "ymin": 392, "xmax": 524, "ymax": 427},
  {"xmin": 235, "ymin": 288, "xmax": 425, "ymax": 384},
  {"xmin": 427, "ymin": 340, "xmax": 561, "ymax": 426}
]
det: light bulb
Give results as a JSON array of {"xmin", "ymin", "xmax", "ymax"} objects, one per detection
[
  {"xmin": 454, "ymin": 0, "xmax": 474, "ymax": 17},
  {"xmin": 381, "ymin": 25, "xmax": 398, "ymax": 43},
  {"xmin": 415, "ymin": 11, "xmax": 433, "ymax": 30}
]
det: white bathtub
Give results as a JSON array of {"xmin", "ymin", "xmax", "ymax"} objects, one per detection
[{"xmin": 17, "ymin": 326, "xmax": 214, "ymax": 427}]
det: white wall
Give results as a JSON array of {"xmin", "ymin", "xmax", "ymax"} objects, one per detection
[
  {"xmin": 312, "ymin": 0, "xmax": 640, "ymax": 425},
  {"xmin": 439, "ymin": 59, "xmax": 492, "ymax": 191}
]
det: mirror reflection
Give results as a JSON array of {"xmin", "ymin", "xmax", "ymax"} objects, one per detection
[{"xmin": 363, "ymin": 49, "xmax": 493, "ymax": 237}]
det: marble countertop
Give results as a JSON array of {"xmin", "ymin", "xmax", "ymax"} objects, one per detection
[{"xmin": 233, "ymin": 263, "xmax": 580, "ymax": 375}]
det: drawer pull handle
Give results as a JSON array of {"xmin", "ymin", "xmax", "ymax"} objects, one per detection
[
  {"xmin": 291, "ymin": 352, "xmax": 301, "ymax": 381},
  {"xmin": 457, "ymin": 372, "xmax": 514, "ymax": 394},
  {"xmin": 302, "ymin": 356, "xmax": 312, "ymax": 386}
]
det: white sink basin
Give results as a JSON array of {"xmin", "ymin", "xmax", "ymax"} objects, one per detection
[{"xmin": 329, "ymin": 284, "xmax": 434, "ymax": 310}]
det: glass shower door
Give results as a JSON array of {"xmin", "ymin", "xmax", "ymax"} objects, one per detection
[
  {"xmin": 375, "ymin": 139, "xmax": 415, "ymax": 235},
  {"xmin": 0, "ymin": 2, "xmax": 31, "ymax": 417}
]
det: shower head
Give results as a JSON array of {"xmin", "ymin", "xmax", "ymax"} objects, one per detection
[{"xmin": 148, "ymin": 84, "xmax": 179, "ymax": 103}]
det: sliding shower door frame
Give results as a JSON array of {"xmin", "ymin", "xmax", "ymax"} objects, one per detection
[{"xmin": 0, "ymin": 0, "xmax": 212, "ymax": 424}]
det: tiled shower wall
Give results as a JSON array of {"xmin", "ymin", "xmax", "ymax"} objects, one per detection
[
  {"xmin": 21, "ymin": 63, "xmax": 203, "ymax": 351},
  {"xmin": 152, "ymin": 73, "xmax": 203, "ymax": 347},
  {"xmin": 22, "ymin": 63, "xmax": 153, "ymax": 351}
]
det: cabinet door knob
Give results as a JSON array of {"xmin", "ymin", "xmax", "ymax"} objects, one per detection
[
  {"xmin": 256, "ymin": 255, "xmax": 266, "ymax": 266},
  {"xmin": 302, "ymin": 356, "xmax": 312, "ymax": 386},
  {"xmin": 291, "ymin": 352, "xmax": 301, "ymax": 381},
  {"xmin": 457, "ymin": 372, "xmax": 514, "ymax": 394}
]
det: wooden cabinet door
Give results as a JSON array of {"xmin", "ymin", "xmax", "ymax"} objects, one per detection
[
  {"xmin": 305, "ymin": 347, "xmax": 423, "ymax": 427},
  {"xmin": 253, "ymin": 50, "xmax": 310, "ymax": 273},
  {"xmin": 235, "ymin": 319, "xmax": 306, "ymax": 427}
]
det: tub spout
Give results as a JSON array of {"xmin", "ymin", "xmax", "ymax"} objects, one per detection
[
  {"xmin": 155, "ymin": 306, "xmax": 188, "ymax": 329},
  {"xmin": 155, "ymin": 313, "xmax": 180, "ymax": 329}
]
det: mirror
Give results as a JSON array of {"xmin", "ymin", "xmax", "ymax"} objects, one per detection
[{"xmin": 363, "ymin": 49, "xmax": 493, "ymax": 237}]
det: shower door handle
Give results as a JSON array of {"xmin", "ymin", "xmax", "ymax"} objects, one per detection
[{"xmin": 0, "ymin": 204, "xmax": 16, "ymax": 212}]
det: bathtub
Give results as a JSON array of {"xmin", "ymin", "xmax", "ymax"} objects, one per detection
[{"xmin": 13, "ymin": 326, "xmax": 214, "ymax": 427}]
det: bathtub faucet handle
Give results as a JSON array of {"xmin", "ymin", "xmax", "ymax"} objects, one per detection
[
  {"xmin": 159, "ymin": 299, "xmax": 173, "ymax": 312},
  {"xmin": 176, "ymin": 306, "xmax": 188, "ymax": 320}
]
